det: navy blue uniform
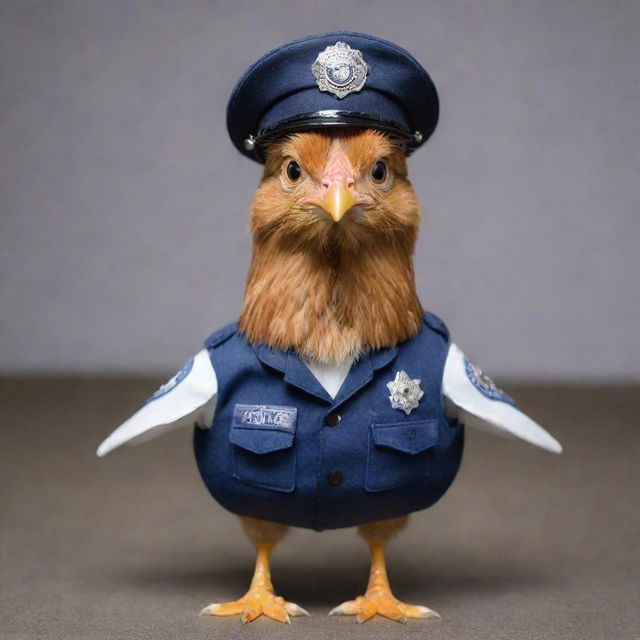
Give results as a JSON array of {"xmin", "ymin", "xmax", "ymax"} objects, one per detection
[{"xmin": 194, "ymin": 312, "xmax": 464, "ymax": 531}]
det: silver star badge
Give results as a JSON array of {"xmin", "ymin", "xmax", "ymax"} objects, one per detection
[
  {"xmin": 386, "ymin": 370, "xmax": 424, "ymax": 415},
  {"xmin": 311, "ymin": 41, "xmax": 368, "ymax": 99}
]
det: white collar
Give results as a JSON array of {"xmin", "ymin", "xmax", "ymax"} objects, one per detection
[{"xmin": 301, "ymin": 357, "xmax": 353, "ymax": 399}]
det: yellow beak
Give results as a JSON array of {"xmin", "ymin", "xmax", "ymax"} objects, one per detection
[{"xmin": 320, "ymin": 182, "xmax": 356, "ymax": 222}]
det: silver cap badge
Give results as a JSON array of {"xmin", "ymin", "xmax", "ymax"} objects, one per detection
[
  {"xmin": 386, "ymin": 370, "xmax": 424, "ymax": 415},
  {"xmin": 311, "ymin": 41, "xmax": 368, "ymax": 99}
]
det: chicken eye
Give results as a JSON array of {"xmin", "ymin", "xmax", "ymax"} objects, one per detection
[
  {"xmin": 286, "ymin": 160, "xmax": 302, "ymax": 182},
  {"xmin": 371, "ymin": 160, "xmax": 388, "ymax": 183}
]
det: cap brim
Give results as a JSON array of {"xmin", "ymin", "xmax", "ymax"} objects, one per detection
[{"xmin": 249, "ymin": 111, "xmax": 415, "ymax": 162}]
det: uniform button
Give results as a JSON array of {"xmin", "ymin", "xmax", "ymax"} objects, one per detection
[
  {"xmin": 325, "ymin": 412, "xmax": 341, "ymax": 426},
  {"xmin": 327, "ymin": 470, "xmax": 343, "ymax": 486}
]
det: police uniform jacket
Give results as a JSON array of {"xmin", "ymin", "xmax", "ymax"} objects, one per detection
[{"xmin": 97, "ymin": 312, "xmax": 562, "ymax": 530}]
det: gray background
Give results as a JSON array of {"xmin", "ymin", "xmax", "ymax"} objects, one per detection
[{"xmin": 1, "ymin": 0, "xmax": 638, "ymax": 380}]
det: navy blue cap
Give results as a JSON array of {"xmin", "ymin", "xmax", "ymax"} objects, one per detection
[{"xmin": 226, "ymin": 31, "xmax": 439, "ymax": 163}]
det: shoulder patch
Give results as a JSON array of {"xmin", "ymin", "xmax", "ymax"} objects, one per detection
[
  {"xmin": 464, "ymin": 357, "xmax": 515, "ymax": 406},
  {"xmin": 145, "ymin": 357, "xmax": 194, "ymax": 405},
  {"xmin": 205, "ymin": 321, "xmax": 238, "ymax": 349},
  {"xmin": 423, "ymin": 311, "xmax": 450, "ymax": 341}
]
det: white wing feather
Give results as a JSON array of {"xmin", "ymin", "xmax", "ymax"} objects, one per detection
[
  {"xmin": 96, "ymin": 349, "xmax": 217, "ymax": 457},
  {"xmin": 442, "ymin": 343, "xmax": 562, "ymax": 454}
]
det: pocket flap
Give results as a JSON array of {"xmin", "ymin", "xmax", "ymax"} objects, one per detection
[
  {"xmin": 230, "ymin": 427, "xmax": 294, "ymax": 454},
  {"xmin": 371, "ymin": 419, "xmax": 439, "ymax": 455}
]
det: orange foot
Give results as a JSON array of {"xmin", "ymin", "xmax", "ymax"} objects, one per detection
[
  {"xmin": 200, "ymin": 586, "xmax": 309, "ymax": 624},
  {"xmin": 329, "ymin": 586, "xmax": 440, "ymax": 624}
]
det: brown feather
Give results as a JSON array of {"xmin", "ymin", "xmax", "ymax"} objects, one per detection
[
  {"xmin": 357, "ymin": 516, "xmax": 409, "ymax": 545},
  {"xmin": 238, "ymin": 129, "xmax": 424, "ymax": 363}
]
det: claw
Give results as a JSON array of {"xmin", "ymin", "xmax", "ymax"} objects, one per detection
[
  {"xmin": 201, "ymin": 601, "xmax": 244, "ymax": 617},
  {"xmin": 329, "ymin": 600, "xmax": 358, "ymax": 616},
  {"xmin": 285, "ymin": 602, "xmax": 310, "ymax": 617},
  {"xmin": 200, "ymin": 603, "xmax": 219, "ymax": 616},
  {"xmin": 397, "ymin": 602, "xmax": 441, "ymax": 619},
  {"xmin": 416, "ymin": 606, "xmax": 440, "ymax": 619}
]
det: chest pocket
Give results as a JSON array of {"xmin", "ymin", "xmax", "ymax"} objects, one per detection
[
  {"xmin": 229, "ymin": 404, "xmax": 297, "ymax": 493},
  {"xmin": 365, "ymin": 419, "xmax": 439, "ymax": 492}
]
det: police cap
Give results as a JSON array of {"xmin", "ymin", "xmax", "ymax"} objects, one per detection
[{"xmin": 226, "ymin": 31, "xmax": 439, "ymax": 162}]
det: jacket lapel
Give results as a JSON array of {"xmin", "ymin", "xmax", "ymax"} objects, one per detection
[
  {"xmin": 252, "ymin": 342, "xmax": 333, "ymax": 403},
  {"xmin": 331, "ymin": 345, "xmax": 400, "ymax": 410},
  {"xmin": 252, "ymin": 341, "xmax": 400, "ymax": 408},
  {"xmin": 284, "ymin": 352, "xmax": 334, "ymax": 403}
]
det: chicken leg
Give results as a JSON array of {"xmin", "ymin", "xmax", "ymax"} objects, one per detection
[
  {"xmin": 329, "ymin": 516, "xmax": 441, "ymax": 623},
  {"xmin": 200, "ymin": 517, "xmax": 309, "ymax": 624}
]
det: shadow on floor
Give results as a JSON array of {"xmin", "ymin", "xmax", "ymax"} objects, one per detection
[{"xmin": 100, "ymin": 553, "xmax": 559, "ymax": 607}]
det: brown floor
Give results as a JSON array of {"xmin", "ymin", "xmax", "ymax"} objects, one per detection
[{"xmin": 0, "ymin": 379, "xmax": 638, "ymax": 639}]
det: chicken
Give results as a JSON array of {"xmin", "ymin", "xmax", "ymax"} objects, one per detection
[
  {"xmin": 205, "ymin": 129, "xmax": 436, "ymax": 623},
  {"xmin": 98, "ymin": 127, "xmax": 561, "ymax": 624}
]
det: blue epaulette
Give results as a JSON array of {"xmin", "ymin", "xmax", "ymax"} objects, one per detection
[
  {"xmin": 423, "ymin": 311, "xmax": 450, "ymax": 342},
  {"xmin": 204, "ymin": 322, "xmax": 238, "ymax": 350}
]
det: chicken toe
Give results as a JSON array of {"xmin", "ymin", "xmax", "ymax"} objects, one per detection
[
  {"xmin": 201, "ymin": 586, "xmax": 308, "ymax": 624},
  {"xmin": 329, "ymin": 588, "xmax": 439, "ymax": 624}
]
